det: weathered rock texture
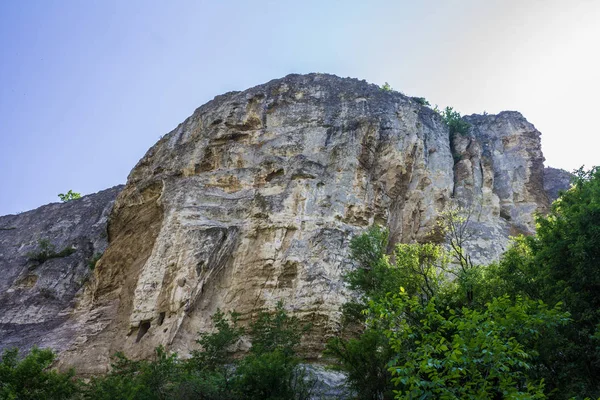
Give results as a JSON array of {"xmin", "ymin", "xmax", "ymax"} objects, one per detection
[
  {"xmin": 451, "ymin": 112, "xmax": 550, "ymax": 261},
  {"xmin": 544, "ymin": 167, "xmax": 573, "ymax": 202},
  {"xmin": 0, "ymin": 74, "xmax": 570, "ymax": 374},
  {"xmin": 0, "ymin": 186, "xmax": 122, "ymax": 353}
]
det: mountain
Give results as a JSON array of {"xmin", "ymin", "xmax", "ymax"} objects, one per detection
[{"xmin": 0, "ymin": 74, "xmax": 570, "ymax": 374}]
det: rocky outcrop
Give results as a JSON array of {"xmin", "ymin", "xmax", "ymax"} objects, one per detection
[
  {"xmin": 58, "ymin": 74, "xmax": 456, "ymax": 373},
  {"xmin": 0, "ymin": 186, "xmax": 122, "ymax": 354},
  {"xmin": 544, "ymin": 167, "xmax": 573, "ymax": 202},
  {"xmin": 451, "ymin": 112, "xmax": 549, "ymax": 262},
  {"xmin": 0, "ymin": 74, "xmax": 571, "ymax": 374}
]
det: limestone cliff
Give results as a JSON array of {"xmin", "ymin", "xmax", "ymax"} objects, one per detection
[
  {"xmin": 0, "ymin": 74, "xmax": 568, "ymax": 373},
  {"xmin": 451, "ymin": 112, "xmax": 549, "ymax": 261}
]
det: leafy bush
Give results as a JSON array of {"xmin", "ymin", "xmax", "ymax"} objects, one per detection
[
  {"xmin": 234, "ymin": 302, "xmax": 313, "ymax": 400},
  {"xmin": 437, "ymin": 106, "xmax": 470, "ymax": 136},
  {"xmin": 26, "ymin": 239, "xmax": 76, "ymax": 265},
  {"xmin": 85, "ymin": 346, "xmax": 182, "ymax": 400},
  {"xmin": 183, "ymin": 309, "xmax": 243, "ymax": 399},
  {"xmin": 378, "ymin": 290, "xmax": 568, "ymax": 399},
  {"xmin": 84, "ymin": 303, "xmax": 313, "ymax": 400},
  {"xmin": 249, "ymin": 302, "xmax": 308, "ymax": 356},
  {"xmin": 58, "ymin": 190, "xmax": 81, "ymax": 202},
  {"xmin": 380, "ymin": 82, "xmax": 393, "ymax": 92},
  {"xmin": 0, "ymin": 347, "xmax": 79, "ymax": 400},
  {"xmin": 189, "ymin": 310, "xmax": 244, "ymax": 372},
  {"xmin": 493, "ymin": 166, "xmax": 600, "ymax": 398},
  {"xmin": 326, "ymin": 329, "xmax": 395, "ymax": 400},
  {"xmin": 234, "ymin": 350, "xmax": 313, "ymax": 400},
  {"xmin": 371, "ymin": 291, "xmax": 568, "ymax": 399}
]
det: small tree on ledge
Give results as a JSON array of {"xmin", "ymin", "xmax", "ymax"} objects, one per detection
[{"xmin": 58, "ymin": 190, "xmax": 81, "ymax": 202}]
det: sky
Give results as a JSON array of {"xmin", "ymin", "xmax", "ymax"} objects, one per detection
[{"xmin": 0, "ymin": 0, "xmax": 598, "ymax": 215}]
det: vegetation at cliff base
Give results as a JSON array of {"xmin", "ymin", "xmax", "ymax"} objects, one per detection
[
  {"xmin": 327, "ymin": 167, "xmax": 600, "ymax": 399},
  {"xmin": 0, "ymin": 303, "xmax": 313, "ymax": 400},
  {"xmin": 0, "ymin": 347, "xmax": 79, "ymax": 400}
]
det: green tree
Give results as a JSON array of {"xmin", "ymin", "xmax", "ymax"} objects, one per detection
[
  {"xmin": 188, "ymin": 310, "xmax": 244, "ymax": 372},
  {"xmin": 184, "ymin": 309, "xmax": 244, "ymax": 399},
  {"xmin": 381, "ymin": 82, "xmax": 393, "ymax": 92},
  {"xmin": 325, "ymin": 329, "xmax": 395, "ymax": 400},
  {"xmin": 85, "ymin": 346, "xmax": 182, "ymax": 400},
  {"xmin": 370, "ymin": 291, "xmax": 568, "ymax": 399},
  {"xmin": 439, "ymin": 106, "xmax": 470, "ymax": 136},
  {"xmin": 234, "ymin": 302, "xmax": 313, "ymax": 400},
  {"xmin": 58, "ymin": 190, "xmax": 81, "ymax": 202},
  {"xmin": 0, "ymin": 347, "xmax": 79, "ymax": 400},
  {"xmin": 329, "ymin": 222, "xmax": 573, "ymax": 399},
  {"xmin": 327, "ymin": 226, "xmax": 451, "ymax": 400},
  {"xmin": 496, "ymin": 167, "xmax": 600, "ymax": 398},
  {"xmin": 85, "ymin": 304, "xmax": 312, "ymax": 400}
]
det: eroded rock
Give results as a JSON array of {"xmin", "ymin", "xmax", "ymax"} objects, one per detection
[
  {"xmin": 0, "ymin": 74, "xmax": 571, "ymax": 374},
  {"xmin": 0, "ymin": 186, "xmax": 122, "ymax": 354}
]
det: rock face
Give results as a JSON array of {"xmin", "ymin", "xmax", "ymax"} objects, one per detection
[
  {"xmin": 451, "ymin": 112, "xmax": 550, "ymax": 262},
  {"xmin": 0, "ymin": 186, "xmax": 122, "ymax": 354},
  {"xmin": 544, "ymin": 167, "xmax": 573, "ymax": 202},
  {"xmin": 0, "ymin": 74, "xmax": 569, "ymax": 374},
  {"xmin": 58, "ymin": 73, "xmax": 457, "ymax": 372}
]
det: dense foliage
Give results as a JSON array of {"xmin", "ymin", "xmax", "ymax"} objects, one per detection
[
  {"xmin": 328, "ymin": 167, "xmax": 600, "ymax": 399},
  {"xmin": 58, "ymin": 190, "xmax": 81, "ymax": 202},
  {"xmin": 0, "ymin": 347, "xmax": 79, "ymax": 400},
  {"xmin": 436, "ymin": 106, "xmax": 471, "ymax": 136},
  {"xmin": 491, "ymin": 166, "xmax": 600, "ymax": 397},
  {"xmin": 372, "ymin": 293, "xmax": 567, "ymax": 399},
  {"xmin": 326, "ymin": 225, "xmax": 569, "ymax": 399}
]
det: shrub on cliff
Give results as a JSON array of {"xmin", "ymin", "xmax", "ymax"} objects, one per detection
[
  {"xmin": 58, "ymin": 190, "xmax": 81, "ymax": 202},
  {"xmin": 435, "ymin": 106, "xmax": 470, "ymax": 136},
  {"xmin": 411, "ymin": 96, "xmax": 430, "ymax": 106},
  {"xmin": 380, "ymin": 82, "xmax": 393, "ymax": 92},
  {"xmin": 26, "ymin": 238, "xmax": 76, "ymax": 265}
]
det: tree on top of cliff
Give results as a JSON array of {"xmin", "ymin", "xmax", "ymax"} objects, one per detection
[
  {"xmin": 435, "ymin": 106, "xmax": 470, "ymax": 136},
  {"xmin": 58, "ymin": 190, "xmax": 81, "ymax": 202}
]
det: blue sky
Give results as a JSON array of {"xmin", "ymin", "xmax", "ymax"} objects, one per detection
[{"xmin": 1, "ymin": 0, "xmax": 598, "ymax": 215}]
